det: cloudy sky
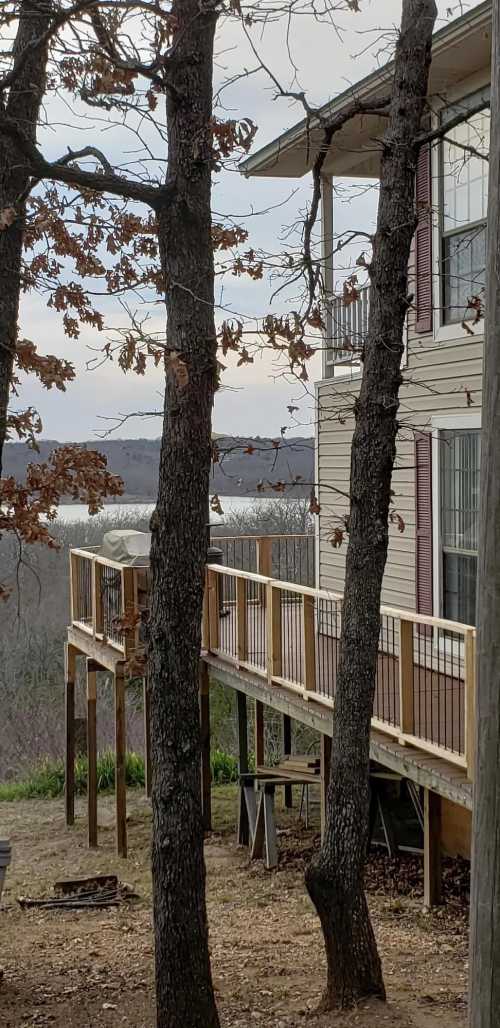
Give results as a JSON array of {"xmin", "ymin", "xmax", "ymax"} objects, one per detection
[{"xmin": 14, "ymin": 0, "xmax": 481, "ymax": 443}]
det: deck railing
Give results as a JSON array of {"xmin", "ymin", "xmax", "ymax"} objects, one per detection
[
  {"xmin": 70, "ymin": 547, "xmax": 147, "ymax": 656},
  {"xmin": 204, "ymin": 564, "xmax": 476, "ymax": 780},
  {"xmin": 213, "ymin": 533, "xmax": 315, "ymax": 586},
  {"xmin": 69, "ymin": 534, "xmax": 314, "ymax": 654}
]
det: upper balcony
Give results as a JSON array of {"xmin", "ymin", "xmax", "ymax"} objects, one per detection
[{"xmin": 324, "ymin": 284, "xmax": 370, "ymax": 376}]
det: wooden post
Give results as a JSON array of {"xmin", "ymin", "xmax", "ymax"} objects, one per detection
[
  {"xmin": 282, "ymin": 714, "xmax": 292, "ymax": 809},
  {"xmin": 207, "ymin": 569, "xmax": 219, "ymax": 650},
  {"xmin": 143, "ymin": 675, "xmax": 152, "ymax": 798},
  {"xmin": 236, "ymin": 576, "xmax": 248, "ymax": 664},
  {"xmin": 256, "ymin": 536, "xmax": 272, "ymax": 578},
  {"xmin": 303, "ymin": 594, "xmax": 316, "ymax": 693},
  {"xmin": 65, "ymin": 643, "xmax": 77, "ymax": 827},
  {"xmin": 115, "ymin": 664, "xmax": 127, "ymax": 858},
  {"xmin": 69, "ymin": 553, "xmax": 78, "ymax": 624},
  {"xmin": 464, "ymin": 629, "xmax": 476, "ymax": 781},
  {"xmin": 266, "ymin": 583, "xmax": 282, "ymax": 684},
  {"xmin": 255, "ymin": 699, "xmax": 264, "ymax": 768},
  {"xmin": 121, "ymin": 567, "xmax": 136, "ymax": 658},
  {"xmin": 86, "ymin": 659, "xmax": 98, "ymax": 849},
  {"xmin": 320, "ymin": 733, "xmax": 332, "ymax": 841},
  {"xmin": 398, "ymin": 618, "xmax": 414, "ymax": 738},
  {"xmin": 237, "ymin": 691, "xmax": 248, "ymax": 775},
  {"xmin": 423, "ymin": 788, "xmax": 442, "ymax": 908},
  {"xmin": 199, "ymin": 661, "xmax": 212, "ymax": 832}
]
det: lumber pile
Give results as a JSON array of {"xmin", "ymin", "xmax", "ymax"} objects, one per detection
[{"xmin": 279, "ymin": 754, "xmax": 320, "ymax": 775}]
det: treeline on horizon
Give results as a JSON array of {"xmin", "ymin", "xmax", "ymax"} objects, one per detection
[{"xmin": 4, "ymin": 435, "xmax": 315, "ymax": 501}]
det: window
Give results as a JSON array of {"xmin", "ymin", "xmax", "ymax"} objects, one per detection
[
  {"xmin": 440, "ymin": 429, "xmax": 480, "ymax": 624},
  {"xmin": 441, "ymin": 91, "xmax": 490, "ymax": 325}
]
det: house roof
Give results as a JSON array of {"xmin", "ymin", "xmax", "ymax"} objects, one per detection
[{"xmin": 240, "ymin": 0, "xmax": 492, "ymax": 180}]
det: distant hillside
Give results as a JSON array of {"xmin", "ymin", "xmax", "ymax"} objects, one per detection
[{"xmin": 4, "ymin": 435, "xmax": 315, "ymax": 502}]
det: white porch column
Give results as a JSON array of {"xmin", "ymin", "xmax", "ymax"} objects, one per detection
[{"xmin": 320, "ymin": 173, "xmax": 334, "ymax": 377}]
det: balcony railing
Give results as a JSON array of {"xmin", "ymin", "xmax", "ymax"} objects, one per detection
[
  {"xmin": 325, "ymin": 284, "xmax": 370, "ymax": 372},
  {"xmin": 203, "ymin": 564, "xmax": 476, "ymax": 779}
]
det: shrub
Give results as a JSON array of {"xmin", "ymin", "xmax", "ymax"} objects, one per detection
[
  {"xmin": 210, "ymin": 749, "xmax": 238, "ymax": 784},
  {"xmin": 0, "ymin": 748, "xmax": 240, "ymax": 800}
]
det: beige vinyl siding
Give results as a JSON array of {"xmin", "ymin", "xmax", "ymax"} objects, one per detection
[{"xmin": 317, "ymin": 332, "xmax": 483, "ymax": 612}]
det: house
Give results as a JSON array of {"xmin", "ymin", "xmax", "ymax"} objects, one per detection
[{"xmin": 241, "ymin": 0, "xmax": 490, "ymax": 631}]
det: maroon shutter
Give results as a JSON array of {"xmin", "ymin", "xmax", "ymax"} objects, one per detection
[
  {"xmin": 415, "ymin": 144, "xmax": 433, "ymax": 334},
  {"xmin": 415, "ymin": 431, "xmax": 433, "ymax": 621}
]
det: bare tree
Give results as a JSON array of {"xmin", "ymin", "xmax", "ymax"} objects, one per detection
[
  {"xmin": 0, "ymin": 0, "xmax": 53, "ymax": 473},
  {"xmin": 469, "ymin": 1, "xmax": 500, "ymax": 1024},
  {"xmin": 304, "ymin": 0, "xmax": 437, "ymax": 1009}
]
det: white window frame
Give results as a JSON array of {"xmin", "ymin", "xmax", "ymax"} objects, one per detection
[
  {"xmin": 431, "ymin": 412, "xmax": 481, "ymax": 624},
  {"xmin": 430, "ymin": 70, "xmax": 489, "ymax": 346}
]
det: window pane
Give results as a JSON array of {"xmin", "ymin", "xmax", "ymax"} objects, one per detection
[
  {"xmin": 443, "ymin": 552, "xmax": 477, "ymax": 624},
  {"xmin": 441, "ymin": 428, "xmax": 480, "ymax": 624},
  {"xmin": 442, "ymin": 107, "xmax": 489, "ymax": 232},
  {"xmin": 441, "ymin": 429, "xmax": 481, "ymax": 551},
  {"xmin": 443, "ymin": 225, "xmax": 486, "ymax": 324}
]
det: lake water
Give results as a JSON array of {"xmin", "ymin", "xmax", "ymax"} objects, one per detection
[{"xmin": 53, "ymin": 495, "xmax": 290, "ymax": 525}]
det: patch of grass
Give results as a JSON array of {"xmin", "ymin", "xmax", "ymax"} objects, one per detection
[
  {"xmin": 0, "ymin": 748, "xmax": 241, "ymax": 801},
  {"xmin": 211, "ymin": 749, "xmax": 239, "ymax": 785},
  {"xmin": 0, "ymin": 751, "xmax": 145, "ymax": 801}
]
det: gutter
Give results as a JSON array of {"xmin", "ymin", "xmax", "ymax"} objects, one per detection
[{"xmin": 240, "ymin": 0, "xmax": 492, "ymax": 178}]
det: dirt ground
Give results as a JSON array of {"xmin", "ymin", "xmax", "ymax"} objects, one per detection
[{"xmin": 0, "ymin": 787, "xmax": 468, "ymax": 1028}]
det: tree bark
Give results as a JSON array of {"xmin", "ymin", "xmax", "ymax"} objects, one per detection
[
  {"xmin": 469, "ymin": 2, "xmax": 500, "ymax": 1024},
  {"xmin": 148, "ymin": 2, "xmax": 220, "ymax": 1026},
  {"xmin": 0, "ymin": 0, "xmax": 52, "ymax": 475},
  {"xmin": 305, "ymin": 0, "xmax": 437, "ymax": 1009}
]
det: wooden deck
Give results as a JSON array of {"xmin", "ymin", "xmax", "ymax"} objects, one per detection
[{"xmin": 65, "ymin": 539, "xmax": 476, "ymax": 864}]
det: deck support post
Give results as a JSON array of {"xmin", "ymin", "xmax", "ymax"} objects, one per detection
[
  {"xmin": 320, "ymin": 733, "xmax": 332, "ymax": 841},
  {"xmin": 115, "ymin": 663, "xmax": 127, "ymax": 858},
  {"xmin": 255, "ymin": 699, "xmax": 265, "ymax": 768},
  {"xmin": 423, "ymin": 788, "xmax": 442, "ymax": 908},
  {"xmin": 143, "ymin": 675, "xmax": 152, "ymax": 798},
  {"xmin": 86, "ymin": 659, "xmax": 98, "ymax": 849},
  {"xmin": 282, "ymin": 714, "xmax": 293, "ymax": 808},
  {"xmin": 237, "ymin": 691, "xmax": 248, "ymax": 775},
  {"xmin": 199, "ymin": 661, "xmax": 212, "ymax": 832},
  {"xmin": 64, "ymin": 643, "xmax": 77, "ymax": 827}
]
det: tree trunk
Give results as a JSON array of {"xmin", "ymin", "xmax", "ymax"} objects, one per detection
[
  {"xmin": 148, "ymin": 2, "xmax": 220, "ymax": 1026},
  {"xmin": 468, "ymin": 3, "xmax": 500, "ymax": 1024},
  {"xmin": 305, "ymin": 0, "xmax": 437, "ymax": 1009},
  {"xmin": 0, "ymin": 0, "xmax": 52, "ymax": 475}
]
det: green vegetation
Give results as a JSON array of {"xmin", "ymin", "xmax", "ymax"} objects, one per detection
[{"xmin": 0, "ymin": 748, "xmax": 241, "ymax": 801}]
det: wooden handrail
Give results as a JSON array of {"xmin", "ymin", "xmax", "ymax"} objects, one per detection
[
  {"xmin": 206, "ymin": 564, "xmax": 475, "ymax": 635},
  {"xmin": 205, "ymin": 563, "xmax": 476, "ymax": 775}
]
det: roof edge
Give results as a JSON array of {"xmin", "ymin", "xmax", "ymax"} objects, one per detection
[{"xmin": 240, "ymin": 0, "xmax": 492, "ymax": 178}]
